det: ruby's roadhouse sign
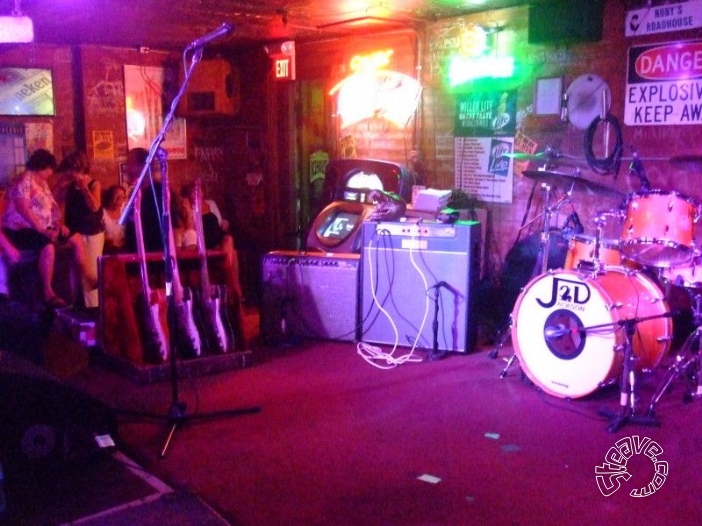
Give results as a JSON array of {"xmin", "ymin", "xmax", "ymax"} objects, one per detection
[{"xmin": 624, "ymin": 39, "xmax": 702, "ymax": 126}]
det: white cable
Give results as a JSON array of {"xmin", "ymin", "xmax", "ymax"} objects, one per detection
[{"xmin": 356, "ymin": 227, "xmax": 426, "ymax": 369}]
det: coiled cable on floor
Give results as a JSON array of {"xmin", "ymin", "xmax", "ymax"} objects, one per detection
[{"xmin": 584, "ymin": 114, "xmax": 623, "ymax": 176}]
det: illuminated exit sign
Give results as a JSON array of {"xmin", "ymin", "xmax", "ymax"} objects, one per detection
[{"xmin": 275, "ymin": 57, "xmax": 293, "ymax": 80}]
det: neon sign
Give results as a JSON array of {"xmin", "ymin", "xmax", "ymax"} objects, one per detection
[
  {"xmin": 330, "ymin": 47, "xmax": 421, "ymax": 128},
  {"xmin": 349, "ymin": 49, "xmax": 394, "ymax": 72},
  {"xmin": 447, "ymin": 24, "xmax": 515, "ymax": 86}
]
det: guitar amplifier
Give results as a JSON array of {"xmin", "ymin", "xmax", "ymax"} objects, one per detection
[
  {"xmin": 260, "ymin": 251, "xmax": 359, "ymax": 344},
  {"xmin": 359, "ymin": 220, "xmax": 481, "ymax": 353}
]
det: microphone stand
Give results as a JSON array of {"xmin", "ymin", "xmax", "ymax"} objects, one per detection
[
  {"xmin": 592, "ymin": 311, "xmax": 672, "ymax": 432},
  {"xmin": 118, "ymin": 42, "xmax": 260, "ymax": 459}
]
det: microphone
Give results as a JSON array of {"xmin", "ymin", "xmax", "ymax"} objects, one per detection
[
  {"xmin": 543, "ymin": 324, "xmax": 577, "ymax": 340},
  {"xmin": 433, "ymin": 281, "xmax": 464, "ymax": 299},
  {"xmin": 187, "ymin": 23, "xmax": 234, "ymax": 49}
]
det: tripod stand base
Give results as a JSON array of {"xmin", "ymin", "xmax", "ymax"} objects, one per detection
[
  {"xmin": 598, "ymin": 407, "xmax": 660, "ymax": 433},
  {"xmin": 159, "ymin": 403, "xmax": 262, "ymax": 458}
]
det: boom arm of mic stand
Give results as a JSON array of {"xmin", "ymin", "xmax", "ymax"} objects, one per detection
[{"xmin": 118, "ymin": 48, "xmax": 204, "ymax": 227}]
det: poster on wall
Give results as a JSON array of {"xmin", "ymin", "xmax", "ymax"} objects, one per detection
[
  {"xmin": 123, "ymin": 65, "xmax": 187, "ymax": 159},
  {"xmin": 454, "ymin": 91, "xmax": 516, "ymax": 203},
  {"xmin": 625, "ymin": 0, "xmax": 702, "ymax": 37},
  {"xmin": 624, "ymin": 38, "xmax": 702, "ymax": 126},
  {"xmin": 24, "ymin": 122, "xmax": 53, "ymax": 154}
]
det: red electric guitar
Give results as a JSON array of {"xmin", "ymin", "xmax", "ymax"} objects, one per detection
[
  {"xmin": 192, "ymin": 179, "xmax": 234, "ymax": 353},
  {"xmin": 133, "ymin": 188, "xmax": 169, "ymax": 363}
]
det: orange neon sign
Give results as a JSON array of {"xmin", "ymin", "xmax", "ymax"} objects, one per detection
[{"xmin": 349, "ymin": 49, "xmax": 394, "ymax": 72}]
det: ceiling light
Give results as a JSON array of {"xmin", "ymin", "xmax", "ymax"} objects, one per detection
[{"xmin": 0, "ymin": 0, "xmax": 33, "ymax": 43}]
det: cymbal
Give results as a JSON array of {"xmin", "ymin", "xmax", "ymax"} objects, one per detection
[
  {"xmin": 522, "ymin": 169, "xmax": 624, "ymax": 199},
  {"xmin": 670, "ymin": 155, "xmax": 702, "ymax": 173},
  {"xmin": 503, "ymin": 151, "xmax": 548, "ymax": 161},
  {"xmin": 504, "ymin": 149, "xmax": 590, "ymax": 169}
]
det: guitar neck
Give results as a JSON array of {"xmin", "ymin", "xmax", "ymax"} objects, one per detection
[
  {"xmin": 133, "ymin": 189, "xmax": 153, "ymax": 300},
  {"xmin": 192, "ymin": 179, "xmax": 212, "ymax": 293},
  {"xmin": 162, "ymin": 182, "xmax": 186, "ymax": 305}
]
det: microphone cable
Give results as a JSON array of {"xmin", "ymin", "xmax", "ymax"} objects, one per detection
[{"xmin": 584, "ymin": 113, "xmax": 624, "ymax": 176}]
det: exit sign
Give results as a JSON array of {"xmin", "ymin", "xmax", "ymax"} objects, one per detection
[{"xmin": 274, "ymin": 57, "xmax": 294, "ymax": 81}]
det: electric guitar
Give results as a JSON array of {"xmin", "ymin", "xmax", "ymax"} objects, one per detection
[
  {"xmin": 133, "ymin": 188, "xmax": 169, "ymax": 363},
  {"xmin": 158, "ymin": 148, "xmax": 202, "ymax": 358},
  {"xmin": 192, "ymin": 179, "xmax": 234, "ymax": 353}
]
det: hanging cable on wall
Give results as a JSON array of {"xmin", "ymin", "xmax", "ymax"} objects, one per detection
[{"xmin": 584, "ymin": 113, "xmax": 624, "ymax": 176}]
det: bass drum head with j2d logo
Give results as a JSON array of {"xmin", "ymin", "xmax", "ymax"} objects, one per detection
[{"xmin": 511, "ymin": 267, "xmax": 671, "ymax": 399}]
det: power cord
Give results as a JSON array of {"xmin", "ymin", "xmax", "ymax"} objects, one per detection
[
  {"xmin": 356, "ymin": 230, "xmax": 427, "ymax": 369},
  {"xmin": 584, "ymin": 113, "xmax": 623, "ymax": 176}
]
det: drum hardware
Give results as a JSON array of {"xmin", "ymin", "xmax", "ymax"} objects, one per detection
[
  {"xmin": 648, "ymin": 293, "xmax": 702, "ymax": 419},
  {"xmin": 597, "ymin": 310, "xmax": 675, "ymax": 433},
  {"xmin": 489, "ymin": 183, "xmax": 569, "ymax": 365},
  {"xmin": 627, "ymin": 150, "xmax": 652, "ymax": 193}
]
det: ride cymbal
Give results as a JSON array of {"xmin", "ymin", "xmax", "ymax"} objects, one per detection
[{"xmin": 522, "ymin": 170, "xmax": 624, "ymax": 199}]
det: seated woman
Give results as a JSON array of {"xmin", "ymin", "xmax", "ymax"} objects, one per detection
[
  {"xmin": 1, "ymin": 149, "xmax": 91, "ymax": 309},
  {"xmin": 102, "ymin": 185, "xmax": 127, "ymax": 254}
]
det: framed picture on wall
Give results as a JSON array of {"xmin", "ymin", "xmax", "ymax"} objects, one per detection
[
  {"xmin": 534, "ymin": 77, "xmax": 563, "ymax": 116},
  {"xmin": 0, "ymin": 68, "xmax": 55, "ymax": 116}
]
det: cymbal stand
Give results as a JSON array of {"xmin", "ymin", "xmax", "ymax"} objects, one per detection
[
  {"xmin": 496, "ymin": 183, "xmax": 567, "ymax": 376},
  {"xmin": 648, "ymin": 292, "xmax": 702, "ymax": 419},
  {"xmin": 598, "ymin": 311, "xmax": 673, "ymax": 432}
]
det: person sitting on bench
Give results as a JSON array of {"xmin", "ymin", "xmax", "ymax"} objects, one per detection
[{"xmin": 1, "ymin": 149, "xmax": 92, "ymax": 309}]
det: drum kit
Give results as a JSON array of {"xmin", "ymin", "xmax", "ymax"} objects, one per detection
[{"xmin": 502, "ymin": 151, "xmax": 702, "ymax": 432}]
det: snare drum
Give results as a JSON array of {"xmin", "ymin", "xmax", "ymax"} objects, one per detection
[
  {"xmin": 511, "ymin": 267, "xmax": 671, "ymax": 399},
  {"xmin": 620, "ymin": 190, "xmax": 699, "ymax": 268},
  {"xmin": 564, "ymin": 234, "xmax": 622, "ymax": 270}
]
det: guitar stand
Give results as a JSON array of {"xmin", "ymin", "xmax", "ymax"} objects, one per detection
[
  {"xmin": 648, "ymin": 293, "xmax": 702, "ymax": 420},
  {"xmin": 598, "ymin": 315, "xmax": 668, "ymax": 433},
  {"xmin": 117, "ymin": 44, "xmax": 261, "ymax": 459}
]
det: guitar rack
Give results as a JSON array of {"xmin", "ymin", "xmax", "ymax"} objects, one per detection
[{"xmin": 97, "ymin": 250, "xmax": 252, "ymax": 383}]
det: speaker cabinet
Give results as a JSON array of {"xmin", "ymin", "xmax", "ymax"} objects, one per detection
[
  {"xmin": 0, "ymin": 354, "xmax": 118, "ymax": 467},
  {"xmin": 179, "ymin": 59, "xmax": 239, "ymax": 116},
  {"xmin": 528, "ymin": 0, "xmax": 604, "ymax": 44},
  {"xmin": 359, "ymin": 221, "xmax": 480, "ymax": 353},
  {"xmin": 261, "ymin": 251, "xmax": 359, "ymax": 344}
]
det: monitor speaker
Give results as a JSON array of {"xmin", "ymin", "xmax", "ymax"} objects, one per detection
[
  {"xmin": 179, "ymin": 59, "xmax": 239, "ymax": 116},
  {"xmin": 0, "ymin": 354, "xmax": 118, "ymax": 468},
  {"xmin": 359, "ymin": 221, "xmax": 481, "ymax": 353},
  {"xmin": 260, "ymin": 251, "xmax": 359, "ymax": 344},
  {"xmin": 528, "ymin": 0, "xmax": 605, "ymax": 44}
]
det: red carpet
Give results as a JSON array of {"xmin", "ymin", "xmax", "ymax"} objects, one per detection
[{"xmin": 49, "ymin": 339, "xmax": 702, "ymax": 525}]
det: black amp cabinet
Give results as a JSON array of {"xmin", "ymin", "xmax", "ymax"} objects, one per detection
[
  {"xmin": 359, "ymin": 220, "xmax": 481, "ymax": 353},
  {"xmin": 260, "ymin": 251, "xmax": 360, "ymax": 344}
]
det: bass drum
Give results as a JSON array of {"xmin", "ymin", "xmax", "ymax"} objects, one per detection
[{"xmin": 511, "ymin": 267, "xmax": 671, "ymax": 399}]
